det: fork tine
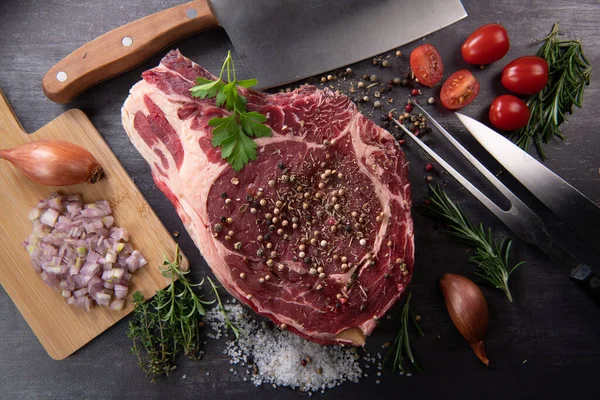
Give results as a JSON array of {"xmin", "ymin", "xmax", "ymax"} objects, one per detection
[
  {"xmin": 410, "ymin": 101, "xmax": 517, "ymax": 203},
  {"xmin": 395, "ymin": 102, "xmax": 552, "ymax": 248},
  {"xmin": 393, "ymin": 120, "xmax": 505, "ymax": 220}
]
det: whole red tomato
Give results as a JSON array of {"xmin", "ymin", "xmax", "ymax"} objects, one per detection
[
  {"xmin": 461, "ymin": 24, "xmax": 510, "ymax": 65},
  {"xmin": 501, "ymin": 56, "xmax": 549, "ymax": 94},
  {"xmin": 409, "ymin": 44, "xmax": 444, "ymax": 87},
  {"xmin": 440, "ymin": 70, "xmax": 480, "ymax": 110},
  {"xmin": 489, "ymin": 94, "xmax": 530, "ymax": 131}
]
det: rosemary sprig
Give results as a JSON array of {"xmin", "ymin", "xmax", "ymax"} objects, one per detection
[
  {"xmin": 189, "ymin": 51, "xmax": 272, "ymax": 171},
  {"xmin": 512, "ymin": 23, "xmax": 591, "ymax": 159},
  {"xmin": 424, "ymin": 186, "xmax": 524, "ymax": 302},
  {"xmin": 127, "ymin": 246, "xmax": 213, "ymax": 382},
  {"xmin": 207, "ymin": 277, "xmax": 243, "ymax": 340},
  {"xmin": 384, "ymin": 293, "xmax": 423, "ymax": 373}
]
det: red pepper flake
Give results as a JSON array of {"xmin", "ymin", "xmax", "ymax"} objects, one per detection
[
  {"xmin": 327, "ymin": 218, "xmax": 336, "ymax": 225},
  {"xmin": 339, "ymin": 297, "xmax": 347, "ymax": 304},
  {"xmin": 398, "ymin": 139, "xmax": 406, "ymax": 146},
  {"xmin": 423, "ymin": 199, "xmax": 432, "ymax": 206},
  {"xmin": 300, "ymin": 359, "xmax": 307, "ymax": 367}
]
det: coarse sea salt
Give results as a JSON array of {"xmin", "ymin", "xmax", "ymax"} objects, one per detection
[{"xmin": 205, "ymin": 303, "xmax": 363, "ymax": 393}]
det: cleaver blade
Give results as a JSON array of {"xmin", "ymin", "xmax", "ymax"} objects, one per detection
[{"xmin": 212, "ymin": 0, "xmax": 467, "ymax": 89}]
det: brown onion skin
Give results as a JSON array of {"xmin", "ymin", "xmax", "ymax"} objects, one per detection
[
  {"xmin": 440, "ymin": 273, "xmax": 490, "ymax": 366},
  {"xmin": 0, "ymin": 140, "xmax": 104, "ymax": 186}
]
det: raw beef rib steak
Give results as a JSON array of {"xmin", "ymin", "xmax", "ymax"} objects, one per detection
[{"xmin": 121, "ymin": 50, "xmax": 414, "ymax": 346}]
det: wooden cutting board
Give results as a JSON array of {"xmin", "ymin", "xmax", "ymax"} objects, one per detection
[{"xmin": 0, "ymin": 88, "xmax": 187, "ymax": 360}]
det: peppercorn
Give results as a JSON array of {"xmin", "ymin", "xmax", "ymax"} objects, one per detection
[
  {"xmin": 425, "ymin": 163, "xmax": 434, "ymax": 172},
  {"xmin": 374, "ymin": 100, "xmax": 382, "ymax": 109},
  {"xmin": 370, "ymin": 74, "xmax": 377, "ymax": 82},
  {"xmin": 405, "ymin": 103, "xmax": 414, "ymax": 113},
  {"xmin": 428, "ymin": 97, "xmax": 435, "ymax": 105},
  {"xmin": 411, "ymin": 89, "xmax": 420, "ymax": 96},
  {"xmin": 382, "ymin": 60, "xmax": 390, "ymax": 68}
]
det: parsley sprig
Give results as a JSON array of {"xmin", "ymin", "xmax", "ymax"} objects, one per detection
[
  {"xmin": 424, "ymin": 186, "xmax": 524, "ymax": 302},
  {"xmin": 190, "ymin": 51, "xmax": 272, "ymax": 171}
]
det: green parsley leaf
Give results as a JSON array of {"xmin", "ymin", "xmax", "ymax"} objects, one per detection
[
  {"xmin": 236, "ymin": 78, "xmax": 258, "ymax": 88},
  {"xmin": 189, "ymin": 51, "xmax": 272, "ymax": 171},
  {"xmin": 189, "ymin": 79, "xmax": 223, "ymax": 99},
  {"xmin": 221, "ymin": 126, "xmax": 258, "ymax": 171},
  {"xmin": 240, "ymin": 112, "xmax": 271, "ymax": 138}
]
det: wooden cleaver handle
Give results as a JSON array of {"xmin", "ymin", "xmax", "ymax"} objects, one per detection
[{"xmin": 42, "ymin": 0, "xmax": 218, "ymax": 104}]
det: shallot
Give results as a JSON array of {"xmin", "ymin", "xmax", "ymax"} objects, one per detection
[
  {"xmin": 0, "ymin": 140, "xmax": 104, "ymax": 186},
  {"xmin": 440, "ymin": 273, "xmax": 490, "ymax": 366}
]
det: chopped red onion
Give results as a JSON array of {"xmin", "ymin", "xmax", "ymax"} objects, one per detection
[
  {"xmin": 23, "ymin": 193, "xmax": 147, "ymax": 311},
  {"xmin": 40, "ymin": 208, "xmax": 59, "ymax": 227},
  {"xmin": 95, "ymin": 292, "xmax": 111, "ymax": 306},
  {"xmin": 110, "ymin": 299, "xmax": 125, "ymax": 311},
  {"xmin": 114, "ymin": 284, "xmax": 128, "ymax": 300}
]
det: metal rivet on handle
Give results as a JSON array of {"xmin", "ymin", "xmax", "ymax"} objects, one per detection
[
  {"xmin": 186, "ymin": 8, "xmax": 198, "ymax": 18},
  {"xmin": 122, "ymin": 36, "xmax": 133, "ymax": 47},
  {"xmin": 56, "ymin": 71, "xmax": 68, "ymax": 82}
]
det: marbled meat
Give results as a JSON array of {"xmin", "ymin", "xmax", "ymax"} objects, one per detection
[{"xmin": 121, "ymin": 50, "xmax": 414, "ymax": 346}]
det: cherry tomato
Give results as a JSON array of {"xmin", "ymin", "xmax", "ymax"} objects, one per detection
[
  {"xmin": 489, "ymin": 94, "xmax": 530, "ymax": 131},
  {"xmin": 461, "ymin": 24, "xmax": 510, "ymax": 65},
  {"xmin": 501, "ymin": 56, "xmax": 549, "ymax": 94},
  {"xmin": 440, "ymin": 70, "xmax": 480, "ymax": 110},
  {"xmin": 409, "ymin": 44, "xmax": 444, "ymax": 87}
]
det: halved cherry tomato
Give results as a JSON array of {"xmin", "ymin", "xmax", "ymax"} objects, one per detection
[
  {"xmin": 461, "ymin": 24, "xmax": 510, "ymax": 65},
  {"xmin": 489, "ymin": 94, "xmax": 530, "ymax": 131},
  {"xmin": 440, "ymin": 70, "xmax": 480, "ymax": 110},
  {"xmin": 409, "ymin": 44, "xmax": 444, "ymax": 87},
  {"xmin": 501, "ymin": 56, "xmax": 549, "ymax": 94}
]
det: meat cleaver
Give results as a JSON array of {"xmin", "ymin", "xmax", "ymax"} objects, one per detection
[{"xmin": 42, "ymin": 0, "xmax": 466, "ymax": 103}]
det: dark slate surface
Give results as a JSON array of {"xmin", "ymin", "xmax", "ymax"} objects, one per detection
[{"xmin": 1, "ymin": 1, "xmax": 599, "ymax": 399}]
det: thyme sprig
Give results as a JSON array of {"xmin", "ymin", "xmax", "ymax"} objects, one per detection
[
  {"xmin": 512, "ymin": 23, "xmax": 591, "ymax": 159},
  {"xmin": 424, "ymin": 186, "xmax": 524, "ymax": 302},
  {"xmin": 190, "ymin": 51, "xmax": 272, "ymax": 171},
  {"xmin": 207, "ymin": 277, "xmax": 243, "ymax": 340},
  {"xmin": 127, "ymin": 246, "xmax": 213, "ymax": 382},
  {"xmin": 384, "ymin": 293, "xmax": 423, "ymax": 373}
]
